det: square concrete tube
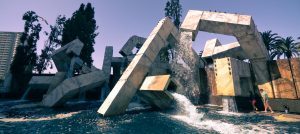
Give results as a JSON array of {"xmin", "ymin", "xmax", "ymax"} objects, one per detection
[
  {"xmin": 98, "ymin": 17, "xmax": 178, "ymax": 116},
  {"xmin": 47, "ymin": 72, "xmax": 67, "ymax": 94},
  {"xmin": 138, "ymin": 75, "xmax": 174, "ymax": 109},
  {"xmin": 202, "ymin": 39, "xmax": 247, "ymax": 60},
  {"xmin": 42, "ymin": 70, "xmax": 107, "ymax": 107},
  {"xmin": 119, "ymin": 35, "xmax": 146, "ymax": 56},
  {"xmin": 29, "ymin": 76, "xmax": 54, "ymax": 90},
  {"xmin": 180, "ymin": 10, "xmax": 269, "ymax": 60},
  {"xmin": 52, "ymin": 39, "xmax": 84, "ymax": 72},
  {"xmin": 181, "ymin": 10, "xmax": 271, "ymax": 98}
]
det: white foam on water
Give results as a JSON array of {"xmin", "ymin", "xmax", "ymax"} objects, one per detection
[
  {"xmin": 216, "ymin": 110, "xmax": 243, "ymax": 116},
  {"xmin": 169, "ymin": 93, "xmax": 278, "ymax": 134}
]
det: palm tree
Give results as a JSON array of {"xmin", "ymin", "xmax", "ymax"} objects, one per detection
[
  {"xmin": 275, "ymin": 36, "xmax": 299, "ymax": 98},
  {"xmin": 260, "ymin": 30, "xmax": 280, "ymax": 98},
  {"xmin": 296, "ymin": 37, "xmax": 300, "ymax": 52},
  {"xmin": 275, "ymin": 37, "xmax": 299, "ymax": 59},
  {"xmin": 260, "ymin": 30, "xmax": 280, "ymax": 52}
]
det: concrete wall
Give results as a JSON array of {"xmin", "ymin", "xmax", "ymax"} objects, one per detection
[{"xmin": 269, "ymin": 58, "xmax": 300, "ymax": 99}]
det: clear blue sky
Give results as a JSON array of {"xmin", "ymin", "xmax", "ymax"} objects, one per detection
[{"xmin": 0, "ymin": 0, "xmax": 299, "ymax": 71}]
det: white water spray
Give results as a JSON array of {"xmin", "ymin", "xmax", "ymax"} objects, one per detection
[
  {"xmin": 171, "ymin": 93, "xmax": 203, "ymax": 121},
  {"xmin": 169, "ymin": 93, "xmax": 277, "ymax": 134}
]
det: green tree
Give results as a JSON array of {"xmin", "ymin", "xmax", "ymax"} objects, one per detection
[
  {"xmin": 62, "ymin": 3, "xmax": 98, "ymax": 67},
  {"xmin": 164, "ymin": 0, "xmax": 182, "ymax": 28},
  {"xmin": 10, "ymin": 11, "xmax": 42, "ymax": 96},
  {"xmin": 273, "ymin": 37, "xmax": 299, "ymax": 59},
  {"xmin": 296, "ymin": 37, "xmax": 300, "ymax": 52},
  {"xmin": 275, "ymin": 36, "xmax": 299, "ymax": 98},
  {"xmin": 260, "ymin": 30, "xmax": 280, "ymax": 55},
  {"xmin": 36, "ymin": 15, "xmax": 66, "ymax": 74}
]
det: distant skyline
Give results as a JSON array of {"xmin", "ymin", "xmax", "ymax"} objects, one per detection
[{"xmin": 0, "ymin": 0, "xmax": 299, "ymax": 71}]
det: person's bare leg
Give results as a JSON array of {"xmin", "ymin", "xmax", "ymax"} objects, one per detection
[
  {"xmin": 267, "ymin": 102, "xmax": 274, "ymax": 113},
  {"xmin": 264, "ymin": 102, "xmax": 267, "ymax": 112}
]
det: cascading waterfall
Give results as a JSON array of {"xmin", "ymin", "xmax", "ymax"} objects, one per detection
[{"xmin": 171, "ymin": 93, "xmax": 204, "ymax": 121}]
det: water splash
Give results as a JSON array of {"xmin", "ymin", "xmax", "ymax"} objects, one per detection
[
  {"xmin": 169, "ymin": 93, "xmax": 278, "ymax": 134},
  {"xmin": 171, "ymin": 93, "xmax": 203, "ymax": 121}
]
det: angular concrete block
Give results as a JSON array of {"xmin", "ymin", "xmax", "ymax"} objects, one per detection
[
  {"xmin": 52, "ymin": 39, "xmax": 84, "ymax": 72},
  {"xmin": 98, "ymin": 17, "xmax": 178, "ymax": 116},
  {"xmin": 181, "ymin": 10, "xmax": 268, "ymax": 60},
  {"xmin": 42, "ymin": 70, "xmax": 107, "ymax": 107},
  {"xmin": 119, "ymin": 36, "xmax": 146, "ymax": 56},
  {"xmin": 29, "ymin": 75, "xmax": 54, "ymax": 90},
  {"xmin": 102, "ymin": 46, "xmax": 113, "ymax": 77},
  {"xmin": 251, "ymin": 59, "xmax": 274, "ymax": 98},
  {"xmin": 149, "ymin": 18, "xmax": 175, "ymax": 40},
  {"xmin": 47, "ymin": 72, "xmax": 66, "ymax": 94},
  {"xmin": 215, "ymin": 57, "xmax": 252, "ymax": 97},
  {"xmin": 140, "ymin": 75, "xmax": 171, "ymax": 91},
  {"xmin": 138, "ymin": 75, "xmax": 174, "ymax": 109},
  {"xmin": 202, "ymin": 38, "xmax": 221, "ymax": 58},
  {"xmin": 180, "ymin": 10, "xmax": 203, "ymax": 40}
]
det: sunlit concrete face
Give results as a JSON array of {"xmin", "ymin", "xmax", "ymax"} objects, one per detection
[
  {"xmin": 138, "ymin": 75, "xmax": 174, "ymax": 109},
  {"xmin": 180, "ymin": 10, "xmax": 273, "ymax": 98},
  {"xmin": 214, "ymin": 57, "xmax": 252, "ymax": 97},
  {"xmin": 98, "ymin": 17, "xmax": 178, "ymax": 116}
]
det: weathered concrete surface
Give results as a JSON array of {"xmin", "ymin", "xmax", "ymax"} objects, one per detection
[
  {"xmin": 181, "ymin": 10, "xmax": 272, "ymax": 97},
  {"xmin": 269, "ymin": 99, "xmax": 300, "ymax": 113},
  {"xmin": 42, "ymin": 70, "xmax": 107, "ymax": 107},
  {"xmin": 102, "ymin": 46, "xmax": 113, "ymax": 77},
  {"xmin": 215, "ymin": 57, "xmax": 252, "ymax": 97},
  {"xmin": 290, "ymin": 58, "xmax": 300, "ymax": 99},
  {"xmin": 52, "ymin": 39, "xmax": 84, "ymax": 72},
  {"xmin": 181, "ymin": 10, "xmax": 269, "ymax": 60},
  {"xmin": 47, "ymin": 72, "xmax": 66, "ymax": 94},
  {"xmin": 269, "ymin": 59, "xmax": 298, "ymax": 99},
  {"xmin": 98, "ymin": 17, "xmax": 177, "ymax": 116},
  {"xmin": 138, "ymin": 75, "xmax": 174, "ymax": 109},
  {"xmin": 202, "ymin": 39, "xmax": 247, "ymax": 60},
  {"xmin": 29, "ymin": 75, "xmax": 53, "ymax": 90},
  {"xmin": 206, "ymin": 67, "xmax": 222, "ymax": 105},
  {"xmin": 202, "ymin": 38, "xmax": 221, "ymax": 58},
  {"xmin": 119, "ymin": 35, "xmax": 146, "ymax": 56}
]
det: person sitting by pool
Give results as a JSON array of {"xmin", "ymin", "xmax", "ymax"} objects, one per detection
[{"xmin": 259, "ymin": 89, "xmax": 274, "ymax": 113}]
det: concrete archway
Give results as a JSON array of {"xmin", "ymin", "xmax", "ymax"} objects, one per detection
[{"xmin": 180, "ymin": 10, "xmax": 274, "ymax": 98}]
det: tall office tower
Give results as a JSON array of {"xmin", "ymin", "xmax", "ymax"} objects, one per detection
[{"xmin": 0, "ymin": 31, "xmax": 22, "ymax": 93}]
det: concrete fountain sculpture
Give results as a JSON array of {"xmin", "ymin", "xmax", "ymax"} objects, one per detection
[
  {"xmin": 97, "ymin": 10, "xmax": 273, "ymax": 116},
  {"xmin": 23, "ymin": 10, "xmax": 300, "ymax": 114},
  {"xmin": 41, "ymin": 39, "xmax": 109, "ymax": 107}
]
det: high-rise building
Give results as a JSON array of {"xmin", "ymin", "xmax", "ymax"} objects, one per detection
[{"xmin": 0, "ymin": 31, "xmax": 22, "ymax": 93}]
